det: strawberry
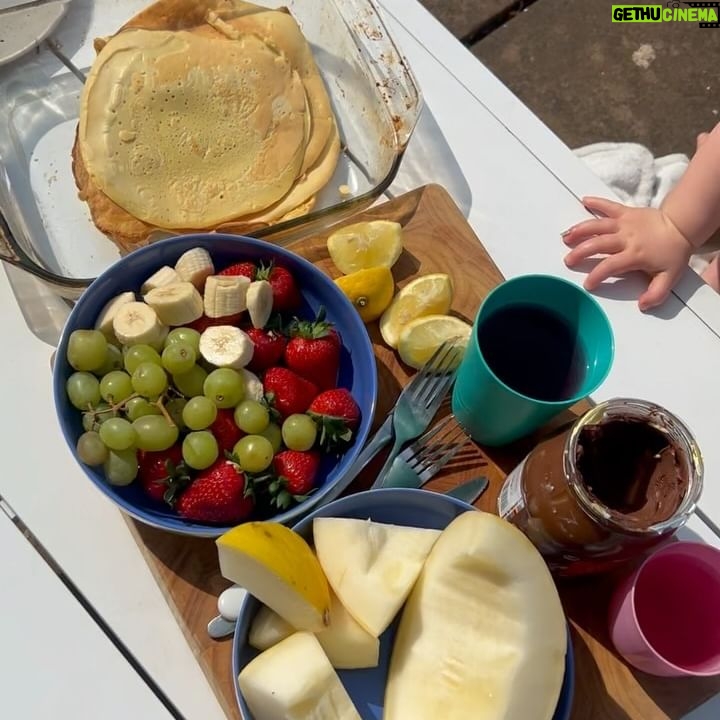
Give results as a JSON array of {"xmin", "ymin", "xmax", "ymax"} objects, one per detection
[
  {"xmin": 270, "ymin": 450, "xmax": 321, "ymax": 509},
  {"xmin": 245, "ymin": 327, "xmax": 287, "ymax": 373},
  {"xmin": 209, "ymin": 408, "xmax": 245, "ymax": 453},
  {"xmin": 263, "ymin": 367, "xmax": 318, "ymax": 419},
  {"xmin": 284, "ymin": 308, "xmax": 340, "ymax": 390},
  {"xmin": 188, "ymin": 312, "xmax": 243, "ymax": 334},
  {"xmin": 219, "ymin": 261, "xmax": 257, "ymax": 280},
  {"xmin": 137, "ymin": 445, "xmax": 190, "ymax": 504},
  {"xmin": 176, "ymin": 459, "xmax": 254, "ymax": 523},
  {"xmin": 308, "ymin": 388, "xmax": 361, "ymax": 453},
  {"xmin": 255, "ymin": 262, "xmax": 301, "ymax": 312}
]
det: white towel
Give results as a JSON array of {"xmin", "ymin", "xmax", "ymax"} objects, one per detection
[{"xmin": 574, "ymin": 141, "xmax": 710, "ymax": 273}]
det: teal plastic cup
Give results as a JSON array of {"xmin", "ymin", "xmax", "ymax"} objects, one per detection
[{"xmin": 451, "ymin": 275, "xmax": 614, "ymax": 446}]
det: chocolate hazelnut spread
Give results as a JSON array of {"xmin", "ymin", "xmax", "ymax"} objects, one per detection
[
  {"xmin": 498, "ymin": 399, "xmax": 703, "ymax": 576},
  {"xmin": 576, "ymin": 420, "xmax": 688, "ymax": 529}
]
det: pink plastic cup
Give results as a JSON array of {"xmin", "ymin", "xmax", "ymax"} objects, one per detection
[{"xmin": 608, "ymin": 541, "xmax": 720, "ymax": 677}]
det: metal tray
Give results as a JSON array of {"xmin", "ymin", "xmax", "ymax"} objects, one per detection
[{"xmin": 0, "ymin": 0, "xmax": 422, "ymax": 299}]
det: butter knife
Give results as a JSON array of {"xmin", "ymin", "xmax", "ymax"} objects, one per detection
[{"xmin": 444, "ymin": 476, "xmax": 489, "ymax": 505}]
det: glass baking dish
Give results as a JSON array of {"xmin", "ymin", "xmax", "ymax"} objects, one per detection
[{"xmin": 0, "ymin": 0, "xmax": 422, "ymax": 299}]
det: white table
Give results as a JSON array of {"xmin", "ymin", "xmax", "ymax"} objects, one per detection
[
  {"xmin": 1, "ymin": 0, "xmax": 719, "ymax": 718},
  {"xmin": 0, "ymin": 505, "xmax": 176, "ymax": 719}
]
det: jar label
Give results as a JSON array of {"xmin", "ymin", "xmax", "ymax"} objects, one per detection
[{"xmin": 498, "ymin": 460, "xmax": 526, "ymax": 519}]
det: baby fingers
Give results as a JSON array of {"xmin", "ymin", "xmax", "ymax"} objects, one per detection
[
  {"xmin": 584, "ymin": 252, "xmax": 640, "ymax": 290},
  {"xmin": 638, "ymin": 270, "xmax": 680, "ymax": 312},
  {"xmin": 564, "ymin": 234, "xmax": 625, "ymax": 267},
  {"xmin": 562, "ymin": 217, "xmax": 618, "ymax": 244}
]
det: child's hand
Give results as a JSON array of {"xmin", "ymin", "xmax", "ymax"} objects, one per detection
[{"xmin": 562, "ymin": 196, "xmax": 693, "ymax": 311}]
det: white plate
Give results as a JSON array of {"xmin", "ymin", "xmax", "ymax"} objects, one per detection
[{"xmin": 0, "ymin": 0, "xmax": 70, "ymax": 67}]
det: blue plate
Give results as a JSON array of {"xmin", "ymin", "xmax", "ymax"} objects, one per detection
[
  {"xmin": 233, "ymin": 488, "xmax": 575, "ymax": 720},
  {"xmin": 52, "ymin": 234, "xmax": 378, "ymax": 538}
]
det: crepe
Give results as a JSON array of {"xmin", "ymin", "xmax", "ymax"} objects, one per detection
[{"xmin": 73, "ymin": 0, "xmax": 340, "ymax": 252}]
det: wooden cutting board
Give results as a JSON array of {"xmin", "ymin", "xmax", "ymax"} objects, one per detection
[{"xmin": 128, "ymin": 184, "xmax": 720, "ymax": 720}]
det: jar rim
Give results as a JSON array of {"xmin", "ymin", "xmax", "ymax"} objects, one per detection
[{"xmin": 562, "ymin": 398, "xmax": 704, "ymax": 535}]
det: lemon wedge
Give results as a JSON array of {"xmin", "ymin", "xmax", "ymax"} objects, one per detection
[
  {"xmin": 335, "ymin": 266, "xmax": 395, "ymax": 323},
  {"xmin": 216, "ymin": 522, "xmax": 331, "ymax": 632},
  {"xmin": 379, "ymin": 273, "xmax": 454, "ymax": 349},
  {"xmin": 397, "ymin": 314, "xmax": 472, "ymax": 369},
  {"xmin": 327, "ymin": 220, "xmax": 403, "ymax": 274}
]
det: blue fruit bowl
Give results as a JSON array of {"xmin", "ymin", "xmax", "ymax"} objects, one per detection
[
  {"xmin": 232, "ymin": 488, "xmax": 575, "ymax": 720},
  {"xmin": 52, "ymin": 234, "xmax": 377, "ymax": 537}
]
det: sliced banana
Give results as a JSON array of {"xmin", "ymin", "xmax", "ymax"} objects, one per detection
[
  {"xmin": 141, "ymin": 266, "xmax": 181, "ymax": 294},
  {"xmin": 241, "ymin": 369, "xmax": 264, "ymax": 402},
  {"xmin": 246, "ymin": 280, "xmax": 273, "ymax": 329},
  {"xmin": 113, "ymin": 302, "xmax": 167, "ymax": 347},
  {"xmin": 144, "ymin": 282, "xmax": 204, "ymax": 326},
  {"xmin": 204, "ymin": 275, "xmax": 250, "ymax": 318},
  {"xmin": 199, "ymin": 326, "xmax": 254, "ymax": 369},
  {"xmin": 175, "ymin": 248, "xmax": 215, "ymax": 290},
  {"xmin": 94, "ymin": 291, "xmax": 136, "ymax": 340}
]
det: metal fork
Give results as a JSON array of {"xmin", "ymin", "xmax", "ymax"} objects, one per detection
[
  {"xmin": 377, "ymin": 415, "xmax": 470, "ymax": 489},
  {"xmin": 370, "ymin": 341, "xmax": 462, "ymax": 489},
  {"xmin": 305, "ymin": 340, "xmax": 462, "ymax": 509}
]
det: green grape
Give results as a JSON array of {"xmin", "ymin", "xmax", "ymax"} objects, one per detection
[
  {"xmin": 165, "ymin": 398, "xmax": 187, "ymax": 429},
  {"xmin": 165, "ymin": 327, "xmax": 201, "ymax": 353},
  {"xmin": 125, "ymin": 397, "xmax": 162, "ymax": 422},
  {"xmin": 182, "ymin": 396, "xmax": 218, "ymax": 430},
  {"xmin": 123, "ymin": 344, "xmax": 162, "ymax": 374},
  {"xmin": 94, "ymin": 344, "xmax": 124, "ymax": 376},
  {"xmin": 204, "ymin": 368, "xmax": 245, "ymax": 409},
  {"xmin": 259, "ymin": 422, "xmax": 282, "ymax": 453},
  {"xmin": 234, "ymin": 400, "xmax": 270, "ymax": 434},
  {"xmin": 76, "ymin": 431, "xmax": 109, "ymax": 466},
  {"xmin": 67, "ymin": 329, "xmax": 109, "ymax": 372},
  {"xmin": 99, "ymin": 417, "xmax": 137, "ymax": 451},
  {"xmin": 281, "ymin": 414, "xmax": 318, "ymax": 451},
  {"xmin": 133, "ymin": 415, "xmax": 179, "ymax": 452},
  {"xmin": 233, "ymin": 435, "xmax": 274, "ymax": 473},
  {"xmin": 99, "ymin": 370, "xmax": 134, "ymax": 404},
  {"xmin": 66, "ymin": 372, "xmax": 102, "ymax": 410},
  {"xmin": 131, "ymin": 362, "xmax": 168, "ymax": 399},
  {"xmin": 103, "ymin": 448, "xmax": 138, "ymax": 486},
  {"xmin": 182, "ymin": 431, "xmax": 219, "ymax": 470},
  {"xmin": 161, "ymin": 341, "xmax": 197, "ymax": 375},
  {"xmin": 172, "ymin": 365, "xmax": 207, "ymax": 398}
]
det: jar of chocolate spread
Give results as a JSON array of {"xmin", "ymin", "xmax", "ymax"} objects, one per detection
[{"xmin": 498, "ymin": 398, "xmax": 703, "ymax": 576}]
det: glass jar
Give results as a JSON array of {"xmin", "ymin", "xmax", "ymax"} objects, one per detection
[{"xmin": 498, "ymin": 398, "xmax": 704, "ymax": 576}]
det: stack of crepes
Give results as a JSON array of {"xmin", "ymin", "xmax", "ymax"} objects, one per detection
[{"xmin": 72, "ymin": 0, "xmax": 341, "ymax": 253}]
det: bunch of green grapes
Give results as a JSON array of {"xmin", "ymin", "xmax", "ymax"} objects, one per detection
[{"xmin": 65, "ymin": 328, "xmax": 252, "ymax": 483}]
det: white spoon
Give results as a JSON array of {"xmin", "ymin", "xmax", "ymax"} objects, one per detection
[{"xmin": 206, "ymin": 584, "xmax": 248, "ymax": 640}]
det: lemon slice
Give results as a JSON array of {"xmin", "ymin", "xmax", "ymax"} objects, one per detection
[
  {"xmin": 397, "ymin": 315, "xmax": 472, "ymax": 370},
  {"xmin": 216, "ymin": 522, "xmax": 331, "ymax": 632},
  {"xmin": 335, "ymin": 266, "xmax": 395, "ymax": 323},
  {"xmin": 379, "ymin": 273, "xmax": 454, "ymax": 349},
  {"xmin": 327, "ymin": 220, "xmax": 403, "ymax": 274}
]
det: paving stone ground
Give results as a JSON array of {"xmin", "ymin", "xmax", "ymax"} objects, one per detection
[
  {"xmin": 469, "ymin": 0, "xmax": 719, "ymax": 157},
  {"xmin": 419, "ymin": 0, "xmax": 518, "ymax": 41},
  {"xmin": 420, "ymin": 0, "xmax": 720, "ymax": 158}
]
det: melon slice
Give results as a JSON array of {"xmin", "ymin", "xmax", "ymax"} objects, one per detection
[
  {"xmin": 312, "ymin": 517, "xmax": 441, "ymax": 637},
  {"xmin": 249, "ymin": 590, "xmax": 380, "ymax": 670},
  {"xmin": 384, "ymin": 510, "xmax": 567, "ymax": 720},
  {"xmin": 239, "ymin": 631, "xmax": 361, "ymax": 720},
  {"xmin": 216, "ymin": 522, "xmax": 330, "ymax": 632}
]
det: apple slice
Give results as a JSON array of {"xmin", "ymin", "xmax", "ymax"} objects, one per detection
[
  {"xmin": 216, "ymin": 522, "xmax": 330, "ymax": 632},
  {"xmin": 249, "ymin": 589, "xmax": 380, "ymax": 670},
  {"xmin": 312, "ymin": 517, "xmax": 441, "ymax": 636},
  {"xmin": 385, "ymin": 510, "xmax": 567, "ymax": 720},
  {"xmin": 239, "ymin": 631, "xmax": 361, "ymax": 720}
]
